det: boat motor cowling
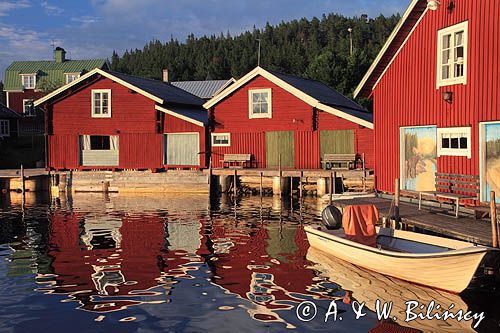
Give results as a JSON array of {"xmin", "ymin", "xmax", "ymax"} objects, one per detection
[{"xmin": 321, "ymin": 205, "xmax": 343, "ymax": 230}]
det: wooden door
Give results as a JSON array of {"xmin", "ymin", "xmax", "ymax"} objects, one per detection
[
  {"xmin": 165, "ymin": 133, "xmax": 199, "ymax": 166},
  {"xmin": 483, "ymin": 123, "xmax": 500, "ymax": 202},
  {"xmin": 266, "ymin": 131, "xmax": 295, "ymax": 168},
  {"xmin": 320, "ymin": 130, "xmax": 355, "ymax": 157}
]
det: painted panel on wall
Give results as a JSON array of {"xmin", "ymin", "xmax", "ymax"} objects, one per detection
[
  {"xmin": 320, "ymin": 130, "xmax": 355, "ymax": 157},
  {"xmin": 402, "ymin": 127, "xmax": 437, "ymax": 191},
  {"xmin": 484, "ymin": 123, "xmax": 500, "ymax": 202},
  {"xmin": 165, "ymin": 133, "xmax": 199, "ymax": 166},
  {"xmin": 266, "ymin": 131, "xmax": 295, "ymax": 168}
]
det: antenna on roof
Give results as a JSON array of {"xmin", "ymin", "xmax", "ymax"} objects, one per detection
[{"xmin": 50, "ymin": 39, "xmax": 56, "ymax": 51}]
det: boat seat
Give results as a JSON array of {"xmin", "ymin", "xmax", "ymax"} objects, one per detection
[{"xmin": 342, "ymin": 205, "xmax": 379, "ymax": 247}]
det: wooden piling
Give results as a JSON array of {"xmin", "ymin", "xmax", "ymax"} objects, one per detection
[
  {"xmin": 490, "ymin": 191, "xmax": 498, "ymax": 248},
  {"xmin": 394, "ymin": 178, "xmax": 400, "ymax": 221},
  {"xmin": 20, "ymin": 164, "xmax": 25, "ymax": 194},
  {"xmin": 233, "ymin": 169, "xmax": 237, "ymax": 197},
  {"xmin": 279, "ymin": 154, "xmax": 282, "ymax": 198},
  {"xmin": 290, "ymin": 176, "xmax": 293, "ymax": 197},
  {"xmin": 299, "ymin": 171, "xmax": 303, "ymax": 198},
  {"xmin": 260, "ymin": 172, "xmax": 263, "ymax": 197},
  {"xmin": 329, "ymin": 172, "xmax": 333, "ymax": 205}
]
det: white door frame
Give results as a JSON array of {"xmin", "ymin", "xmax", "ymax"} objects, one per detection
[{"xmin": 479, "ymin": 121, "xmax": 500, "ymax": 202}]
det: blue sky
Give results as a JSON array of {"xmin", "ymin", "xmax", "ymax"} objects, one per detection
[{"xmin": 0, "ymin": 0, "xmax": 407, "ymax": 78}]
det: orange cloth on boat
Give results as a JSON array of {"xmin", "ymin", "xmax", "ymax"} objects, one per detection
[{"xmin": 342, "ymin": 205, "xmax": 379, "ymax": 247}]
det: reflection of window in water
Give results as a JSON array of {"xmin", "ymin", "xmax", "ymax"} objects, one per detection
[
  {"xmin": 247, "ymin": 272, "xmax": 276, "ymax": 304},
  {"xmin": 79, "ymin": 217, "xmax": 122, "ymax": 250},
  {"xmin": 91, "ymin": 265, "xmax": 125, "ymax": 296}
]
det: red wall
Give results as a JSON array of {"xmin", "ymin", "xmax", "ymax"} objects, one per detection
[
  {"xmin": 47, "ymin": 76, "xmax": 205, "ymax": 169},
  {"xmin": 7, "ymin": 90, "xmax": 45, "ymax": 114},
  {"xmin": 372, "ymin": 0, "xmax": 500, "ymax": 193},
  {"xmin": 211, "ymin": 75, "xmax": 374, "ymax": 169}
]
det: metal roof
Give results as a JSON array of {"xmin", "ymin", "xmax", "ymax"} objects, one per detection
[
  {"xmin": 267, "ymin": 69, "xmax": 372, "ymax": 122},
  {"xmin": 109, "ymin": 71, "xmax": 205, "ymax": 106},
  {"xmin": 171, "ymin": 79, "xmax": 235, "ymax": 99},
  {"xmin": 0, "ymin": 102, "xmax": 21, "ymax": 119},
  {"xmin": 4, "ymin": 59, "xmax": 108, "ymax": 91}
]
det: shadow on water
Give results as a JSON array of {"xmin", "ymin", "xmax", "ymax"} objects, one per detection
[{"xmin": 0, "ymin": 191, "xmax": 498, "ymax": 332}]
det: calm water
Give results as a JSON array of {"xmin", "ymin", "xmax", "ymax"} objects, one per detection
[{"xmin": 0, "ymin": 192, "xmax": 499, "ymax": 333}]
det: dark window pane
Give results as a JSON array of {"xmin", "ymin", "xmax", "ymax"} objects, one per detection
[
  {"xmin": 442, "ymin": 137, "xmax": 450, "ymax": 148},
  {"xmin": 460, "ymin": 137, "xmax": 467, "ymax": 149},
  {"xmin": 450, "ymin": 137, "xmax": 459, "ymax": 148},
  {"xmin": 90, "ymin": 136, "xmax": 110, "ymax": 150}
]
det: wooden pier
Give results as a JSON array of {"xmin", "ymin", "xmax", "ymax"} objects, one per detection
[
  {"xmin": 0, "ymin": 168, "xmax": 49, "ymax": 192},
  {"xmin": 332, "ymin": 196, "xmax": 496, "ymax": 246}
]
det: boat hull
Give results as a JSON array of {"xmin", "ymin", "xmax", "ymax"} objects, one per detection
[{"xmin": 305, "ymin": 226, "xmax": 489, "ymax": 293}]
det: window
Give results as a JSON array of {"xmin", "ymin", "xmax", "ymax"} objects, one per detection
[
  {"xmin": 249, "ymin": 88, "xmax": 272, "ymax": 119},
  {"xmin": 81, "ymin": 135, "xmax": 118, "ymax": 151},
  {"xmin": 23, "ymin": 99, "xmax": 35, "ymax": 116},
  {"xmin": 65, "ymin": 73, "xmax": 80, "ymax": 84},
  {"xmin": 91, "ymin": 89, "xmax": 111, "ymax": 118},
  {"xmin": 437, "ymin": 127, "xmax": 471, "ymax": 158},
  {"xmin": 0, "ymin": 120, "xmax": 9, "ymax": 137},
  {"xmin": 211, "ymin": 133, "xmax": 231, "ymax": 147},
  {"xmin": 437, "ymin": 21, "xmax": 468, "ymax": 87},
  {"xmin": 21, "ymin": 74, "xmax": 36, "ymax": 89}
]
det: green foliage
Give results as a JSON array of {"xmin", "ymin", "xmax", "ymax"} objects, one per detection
[
  {"xmin": 110, "ymin": 13, "xmax": 400, "ymax": 109},
  {"xmin": 37, "ymin": 76, "xmax": 63, "ymax": 93}
]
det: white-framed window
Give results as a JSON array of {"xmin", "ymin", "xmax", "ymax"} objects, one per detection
[
  {"xmin": 0, "ymin": 120, "xmax": 9, "ymax": 137},
  {"xmin": 437, "ymin": 127, "xmax": 471, "ymax": 158},
  {"xmin": 437, "ymin": 21, "xmax": 468, "ymax": 88},
  {"xmin": 211, "ymin": 133, "xmax": 231, "ymax": 147},
  {"xmin": 248, "ymin": 88, "xmax": 272, "ymax": 119},
  {"xmin": 91, "ymin": 89, "xmax": 111, "ymax": 118},
  {"xmin": 21, "ymin": 74, "xmax": 36, "ymax": 89},
  {"xmin": 23, "ymin": 99, "xmax": 35, "ymax": 116},
  {"xmin": 65, "ymin": 73, "xmax": 80, "ymax": 84}
]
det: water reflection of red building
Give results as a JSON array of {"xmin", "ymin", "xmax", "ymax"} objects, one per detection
[
  {"xmin": 44, "ymin": 210, "xmax": 209, "ymax": 313},
  {"xmin": 208, "ymin": 217, "xmax": 316, "ymax": 323}
]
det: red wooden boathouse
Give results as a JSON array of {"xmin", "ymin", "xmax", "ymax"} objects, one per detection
[
  {"xmin": 34, "ymin": 68, "xmax": 208, "ymax": 171},
  {"xmin": 354, "ymin": 0, "xmax": 500, "ymax": 203},
  {"xmin": 204, "ymin": 67, "xmax": 374, "ymax": 170}
]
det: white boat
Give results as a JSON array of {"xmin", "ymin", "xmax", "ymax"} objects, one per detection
[{"xmin": 305, "ymin": 225, "xmax": 492, "ymax": 293}]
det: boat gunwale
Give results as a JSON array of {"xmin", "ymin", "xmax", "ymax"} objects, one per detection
[{"xmin": 304, "ymin": 226, "xmax": 490, "ymax": 260}]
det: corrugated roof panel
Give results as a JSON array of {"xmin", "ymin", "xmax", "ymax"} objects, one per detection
[{"xmin": 171, "ymin": 80, "xmax": 233, "ymax": 99}]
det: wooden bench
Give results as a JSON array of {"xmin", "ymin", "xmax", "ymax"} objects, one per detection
[
  {"xmin": 221, "ymin": 154, "xmax": 252, "ymax": 168},
  {"xmin": 417, "ymin": 173, "xmax": 479, "ymax": 218},
  {"xmin": 321, "ymin": 154, "xmax": 357, "ymax": 170}
]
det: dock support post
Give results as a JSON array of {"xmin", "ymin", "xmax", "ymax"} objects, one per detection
[
  {"xmin": 20, "ymin": 164, "xmax": 25, "ymax": 194},
  {"xmin": 260, "ymin": 172, "xmax": 263, "ymax": 197},
  {"xmin": 491, "ymin": 191, "xmax": 498, "ymax": 248},
  {"xmin": 329, "ymin": 172, "xmax": 333, "ymax": 205},
  {"xmin": 299, "ymin": 171, "xmax": 303, "ymax": 198},
  {"xmin": 394, "ymin": 178, "xmax": 401, "ymax": 222},
  {"xmin": 233, "ymin": 169, "xmax": 237, "ymax": 197},
  {"xmin": 317, "ymin": 178, "xmax": 327, "ymax": 197},
  {"xmin": 279, "ymin": 154, "xmax": 282, "ymax": 198}
]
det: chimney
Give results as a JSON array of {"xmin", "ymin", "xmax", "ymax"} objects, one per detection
[
  {"xmin": 162, "ymin": 69, "xmax": 169, "ymax": 82},
  {"xmin": 54, "ymin": 47, "xmax": 66, "ymax": 63}
]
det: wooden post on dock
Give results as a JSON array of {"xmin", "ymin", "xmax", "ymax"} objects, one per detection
[
  {"xmin": 290, "ymin": 176, "xmax": 293, "ymax": 197},
  {"xmin": 394, "ymin": 178, "xmax": 400, "ymax": 222},
  {"xmin": 490, "ymin": 191, "xmax": 498, "ymax": 248},
  {"xmin": 260, "ymin": 172, "xmax": 263, "ymax": 197},
  {"xmin": 329, "ymin": 172, "xmax": 333, "ymax": 205},
  {"xmin": 20, "ymin": 164, "xmax": 25, "ymax": 195},
  {"xmin": 279, "ymin": 154, "xmax": 282, "ymax": 198},
  {"xmin": 233, "ymin": 169, "xmax": 237, "ymax": 197},
  {"xmin": 299, "ymin": 171, "xmax": 303, "ymax": 198}
]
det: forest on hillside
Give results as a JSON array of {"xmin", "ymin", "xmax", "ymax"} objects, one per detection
[{"xmin": 109, "ymin": 13, "xmax": 400, "ymax": 104}]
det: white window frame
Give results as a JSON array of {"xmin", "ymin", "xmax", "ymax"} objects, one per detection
[
  {"xmin": 21, "ymin": 74, "xmax": 36, "ymax": 89},
  {"xmin": 65, "ymin": 73, "xmax": 80, "ymax": 84},
  {"xmin": 437, "ymin": 127, "xmax": 471, "ymax": 158},
  {"xmin": 437, "ymin": 21, "xmax": 468, "ymax": 88},
  {"xmin": 91, "ymin": 89, "xmax": 112, "ymax": 118},
  {"xmin": 211, "ymin": 133, "xmax": 231, "ymax": 147},
  {"xmin": 248, "ymin": 88, "xmax": 272, "ymax": 119},
  {"xmin": 23, "ymin": 99, "xmax": 35, "ymax": 116},
  {"xmin": 0, "ymin": 120, "xmax": 9, "ymax": 137}
]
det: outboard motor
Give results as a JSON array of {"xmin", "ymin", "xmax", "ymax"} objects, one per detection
[{"xmin": 321, "ymin": 205, "xmax": 343, "ymax": 230}]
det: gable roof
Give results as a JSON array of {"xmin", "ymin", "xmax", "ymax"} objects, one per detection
[
  {"xmin": 0, "ymin": 102, "xmax": 21, "ymax": 119},
  {"xmin": 155, "ymin": 105, "xmax": 207, "ymax": 127},
  {"xmin": 354, "ymin": 0, "xmax": 428, "ymax": 98},
  {"xmin": 4, "ymin": 59, "xmax": 109, "ymax": 91},
  {"xmin": 171, "ymin": 78, "xmax": 236, "ymax": 99},
  {"xmin": 34, "ymin": 68, "xmax": 205, "ymax": 107},
  {"xmin": 203, "ymin": 67, "xmax": 373, "ymax": 129}
]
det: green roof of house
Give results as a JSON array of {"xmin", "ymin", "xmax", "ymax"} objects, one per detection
[{"xmin": 4, "ymin": 59, "xmax": 108, "ymax": 91}]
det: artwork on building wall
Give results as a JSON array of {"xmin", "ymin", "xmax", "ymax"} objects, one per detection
[
  {"xmin": 484, "ymin": 123, "xmax": 500, "ymax": 203},
  {"xmin": 402, "ymin": 126, "xmax": 437, "ymax": 191}
]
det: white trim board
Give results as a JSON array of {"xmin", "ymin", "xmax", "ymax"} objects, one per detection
[
  {"xmin": 203, "ymin": 66, "xmax": 373, "ymax": 129},
  {"xmin": 34, "ymin": 68, "xmax": 164, "ymax": 107},
  {"xmin": 155, "ymin": 105, "xmax": 205, "ymax": 127}
]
